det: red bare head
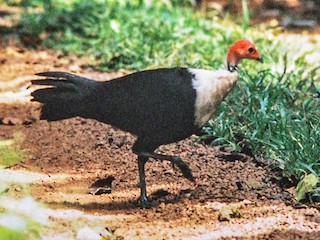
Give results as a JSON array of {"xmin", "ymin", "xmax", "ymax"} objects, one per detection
[{"xmin": 227, "ymin": 39, "xmax": 263, "ymax": 71}]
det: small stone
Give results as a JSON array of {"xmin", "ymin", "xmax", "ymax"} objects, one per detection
[
  {"xmin": 242, "ymin": 199, "xmax": 253, "ymax": 205},
  {"xmin": 2, "ymin": 117, "xmax": 22, "ymax": 125},
  {"xmin": 164, "ymin": 169, "xmax": 174, "ymax": 175},
  {"xmin": 159, "ymin": 202, "xmax": 166, "ymax": 209},
  {"xmin": 218, "ymin": 206, "xmax": 243, "ymax": 221}
]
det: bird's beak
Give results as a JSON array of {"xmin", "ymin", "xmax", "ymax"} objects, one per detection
[{"xmin": 256, "ymin": 56, "xmax": 263, "ymax": 63}]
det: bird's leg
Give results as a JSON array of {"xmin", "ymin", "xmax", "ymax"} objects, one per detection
[
  {"xmin": 138, "ymin": 152, "xmax": 195, "ymax": 182},
  {"xmin": 137, "ymin": 155, "xmax": 149, "ymax": 207}
]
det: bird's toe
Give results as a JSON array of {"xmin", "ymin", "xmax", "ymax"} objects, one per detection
[{"xmin": 134, "ymin": 197, "xmax": 158, "ymax": 209}]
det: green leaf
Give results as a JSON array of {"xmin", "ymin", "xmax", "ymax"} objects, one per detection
[{"xmin": 295, "ymin": 173, "xmax": 319, "ymax": 201}]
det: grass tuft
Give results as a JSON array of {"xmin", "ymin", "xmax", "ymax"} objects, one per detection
[
  {"xmin": 241, "ymin": 0, "xmax": 250, "ymax": 31},
  {"xmin": 0, "ymin": 133, "xmax": 25, "ymax": 168}
]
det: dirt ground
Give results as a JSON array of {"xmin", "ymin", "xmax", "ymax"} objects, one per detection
[
  {"xmin": 0, "ymin": 45, "xmax": 319, "ymax": 240},
  {"xmin": 0, "ymin": 6, "xmax": 319, "ymax": 240}
]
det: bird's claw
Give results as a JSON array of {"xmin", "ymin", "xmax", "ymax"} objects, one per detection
[
  {"xmin": 171, "ymin": 156, "xmax": 195, "ymax": 182},
  {"xmin": 134, "ymin": 196, "xmax": 158, "ymax": 209}
]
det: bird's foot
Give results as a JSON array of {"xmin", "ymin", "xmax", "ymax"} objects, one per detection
[
  {"xmin": 171, "ymin": 156, "xmax": 195, "ymax": 182},
  {"xmin": 136, "ymin": 151, "xmax": 195, "ymax": 183},
  {"xmin": 134, "ymin": 196, "xmax": 158, "ymax": 208}
]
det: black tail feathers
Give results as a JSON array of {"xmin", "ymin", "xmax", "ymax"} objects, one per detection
[{"xmin": 31, "ymin": 72, "xmax": 97, "ymax": 121}]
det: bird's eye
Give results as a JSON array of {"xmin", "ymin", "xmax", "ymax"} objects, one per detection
[{"xmin": 248, "ymin": 47, "xmax": 255, "ymax": 53}]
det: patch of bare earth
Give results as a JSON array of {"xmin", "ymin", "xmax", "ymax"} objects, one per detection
[{"xmin": 0, "ymin": 9, "xmax": 319, "ymax": 239}]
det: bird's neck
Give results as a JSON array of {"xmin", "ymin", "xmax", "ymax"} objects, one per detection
[
  {"xmin": 227, "ymin": 62, "xmax": 238, "ymax": 72},
  {"xmin": 226, "ymin": 49, "xmax": 239, "ymax": 72}
]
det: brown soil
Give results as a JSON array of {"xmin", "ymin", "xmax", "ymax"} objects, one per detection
[{"xmin": 0, "ymin": 46, "xmax": 319, "ymax": 239}]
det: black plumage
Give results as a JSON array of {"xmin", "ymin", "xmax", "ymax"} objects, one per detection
[{"xmin": 31, "ymin": 68, "xmax": 199, "ymax": 207}]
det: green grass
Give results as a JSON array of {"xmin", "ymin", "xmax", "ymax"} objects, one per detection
[
  {"xmin": 203, "ymin": 69, "xmax": 319, "ymax": 174},
  {"xmin": 0, "ymin": 190, "xmax": 45, "ymax": 240},
  {"xmin": 0, "ymin": 137, "xmax": 25, "ymax": 168},
  {"xmin": 16, "ymin": 0, "xmax": 320, "ymax": 200},
  {"xmin": 0, "ymin": 134, "xmax": 45, "ymax": 239},
  {"xmin": 241, "ymin": 0, "xmax": 250, "ymax": 31},
  {"xmin": 18, "ymin": 0, "xmax": 264, "ymax": 70}
]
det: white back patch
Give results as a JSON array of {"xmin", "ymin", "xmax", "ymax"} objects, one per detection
[{"xmin": 188, "ymin": 68, "xmax": 239, "ymax": 127}]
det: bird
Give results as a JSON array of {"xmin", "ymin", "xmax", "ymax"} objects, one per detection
[{"xmin": 31, "ymin": 39, "xmax": 263, "ymax": 207}]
